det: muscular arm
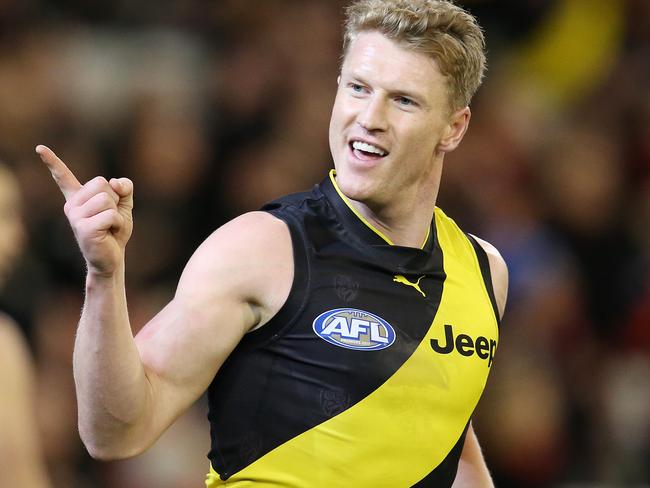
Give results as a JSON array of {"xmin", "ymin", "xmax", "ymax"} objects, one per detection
[
  {"xmin": 78, "ymin": 212, "xmax": 292, "ymax": 460},
  {"xmin": 38, "ymin": 145, "xmax": 293, "ymax": 460},
  {"xmin": 454, "ymin": 236, "xmax": 508, "ymax": 486}
]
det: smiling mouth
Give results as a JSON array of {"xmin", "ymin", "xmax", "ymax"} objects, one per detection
[{"xmin": 349, "ymin": 141, "xmax": 389, "ymax": 160}]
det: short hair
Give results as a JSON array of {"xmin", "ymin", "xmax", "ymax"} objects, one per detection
[{"xmin": 343, "ymin": 0, "xmax": 487, "ymax": 110}]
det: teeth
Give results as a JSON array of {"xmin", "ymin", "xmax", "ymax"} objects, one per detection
[{"xmin": 352, "ymin": 141, "xmax": 387, "ymax": 156}]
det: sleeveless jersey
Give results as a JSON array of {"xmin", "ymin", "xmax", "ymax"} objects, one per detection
[{"xmin": 205, "ymin": 171, "xmax": 500, "ymax": 487}]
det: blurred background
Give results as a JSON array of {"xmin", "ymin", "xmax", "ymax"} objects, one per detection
[{"xmin": 0, "ymin": 0, "xmax": 647, "ymax": 486}]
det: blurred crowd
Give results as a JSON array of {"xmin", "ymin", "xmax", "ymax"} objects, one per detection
[{"xmin": 0, "ymin": 0, "xmax": 648, "ymax": 486}]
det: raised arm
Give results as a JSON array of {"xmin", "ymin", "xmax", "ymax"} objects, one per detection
[{"xmin": 37, "ymin": 146, "xmax": 293, "ymax": 460}]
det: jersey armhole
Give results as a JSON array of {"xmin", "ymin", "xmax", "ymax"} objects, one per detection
[
  {"xmin": 236, "ymin": 208, "xmax": 311, "ymax": 348},
  {"xmin": 466, "ymin": 233, "xmax": 501, "ymax": 327}
]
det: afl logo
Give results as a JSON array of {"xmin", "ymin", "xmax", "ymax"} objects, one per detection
[{"xmin": 312, "ymin": 308, "xmax": 396, "ymax": 351}]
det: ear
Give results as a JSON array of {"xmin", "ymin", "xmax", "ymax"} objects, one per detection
[
  {"xmin": 337, "ymin": 75, "xmax": 341, "ymax": 85},
  {"xmin": 438, "ymin": 107, "xmax": 471, "ymax": 153}
]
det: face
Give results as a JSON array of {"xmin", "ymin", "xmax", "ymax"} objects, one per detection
[
  {"xmin": 328, "ymin": 31, "xmax": 469, "ymax": 209},
  {"xmin": 0, "ymin": 168, "xmax": 25, "ymax": 287}
]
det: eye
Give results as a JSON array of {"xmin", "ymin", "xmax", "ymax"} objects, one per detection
[
  {"xmin": 349, "ymin": 83, "xmax": 366, "ymax": 94},
  {"xmin": 396, "ymin": 96, "xmax": 414, "ymax": 107}
]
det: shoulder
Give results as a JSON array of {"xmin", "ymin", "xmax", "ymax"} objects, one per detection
[
  {"xmin": 202, "ymin": 211, "xmax": 291, "ymax": 256},
  {"xmin": 183, "ymin": 210, "xmax": 289, "ymax": 263},
  {"xmin": 176, "ymin": 211, "xmax": 293, "ymax": 328},
  {"xmin": 468, "ymin": 235, "xmax": 509, "ymax": 320},
  {"xmin": 179, "ymin": 211, "xmax": 292, "ymax": 292}
]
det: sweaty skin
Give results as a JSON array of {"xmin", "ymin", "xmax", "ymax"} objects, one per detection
[{"xmin": 38, "ymin": 30, "xmax": 506, "ymax": 487}]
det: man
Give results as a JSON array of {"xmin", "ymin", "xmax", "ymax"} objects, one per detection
[{"xmin": 38, "ymin": 0, "xmax": 507, "ymax": 486}]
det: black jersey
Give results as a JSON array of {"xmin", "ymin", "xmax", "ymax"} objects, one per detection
[{"xmin": 206, "ymin": 171, "xmax": 500, "ymax": 487}]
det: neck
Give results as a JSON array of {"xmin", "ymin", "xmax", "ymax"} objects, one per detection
[
  {"xmin": 348, "ymin": 170, "xmax": 441, "ymax": 248},
  {"xmin": 353, "ymin": 200, "xmax": 435, "ymax": 248},
  {"xmin": 331, "ymin": 156, "xmax": 444, "ymax": 248}
]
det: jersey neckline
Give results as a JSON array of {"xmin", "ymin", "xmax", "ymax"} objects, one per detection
[{"xmin": 323, "ymin": 169, "xmax": 436, "ymax": 253}]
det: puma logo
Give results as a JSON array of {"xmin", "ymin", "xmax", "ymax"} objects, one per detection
[{"xmin": 393, "ymin": 275, "xmax": 426, "ymax": 297}]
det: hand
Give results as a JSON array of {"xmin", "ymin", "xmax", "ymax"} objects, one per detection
[{"xmin": 37, "ymin": 145, "xmax": 134, "ymax": 276}]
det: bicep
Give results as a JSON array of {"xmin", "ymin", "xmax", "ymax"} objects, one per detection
[
  {"xmin": 134, "ymin": 292, "xmax": 251, "ymax": 423},
  {"xmin": 133, "ymin": 212, "xmax": 292, "ymax": 431}
]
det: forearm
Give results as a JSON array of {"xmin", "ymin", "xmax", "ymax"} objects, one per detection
[
  {"xmin": 73, "ymin": 263, "xmax": 151, "ymax": 459},
  {"xmin": 37, "ymin": 147, "xmax": 149, "ymax": 458}
]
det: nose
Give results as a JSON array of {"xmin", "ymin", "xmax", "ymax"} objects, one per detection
[{"xmin": 357, "ymin": 95, "xmax": 388, "ymax": 132}]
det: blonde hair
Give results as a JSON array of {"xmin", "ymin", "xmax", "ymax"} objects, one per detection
[{"xmin": 343, "ymin": 0, "xmax": 486, "ymax": 110}]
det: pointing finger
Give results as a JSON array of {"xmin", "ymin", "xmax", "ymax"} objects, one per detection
[{"xmin": 36, "ymin": 145, "xmax": 82, "ymax": 201}]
